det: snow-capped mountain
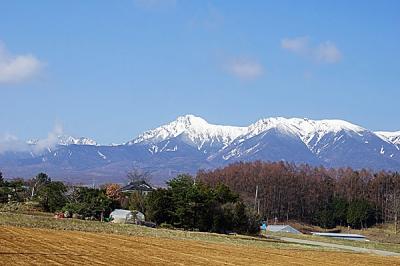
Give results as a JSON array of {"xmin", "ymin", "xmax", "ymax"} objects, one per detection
[
  {"xmin": 223, "ymin": 118, "xmax": 400, "ymax": 169},
  {"xmin": 216, "ymin": 117, "xmax": 399, "ymax": 169},
  {"xmin": 127, "ymin": 115, "xmax": 247, "ymax": 154},
  {"xmin": 56, "ymin": 135, "xmax": 98, "ymax": 146},
  {"xmin": 27, "ymin": 135, "xmax": 98, "ymax": 146},
  {"xmin": 1, "ymin": 115, "xmax": 399, "ymax": 185}
]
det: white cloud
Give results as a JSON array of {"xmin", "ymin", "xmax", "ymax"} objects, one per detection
[
  {"xmin": 225, "ymin": 57, "xmax": 264, "ymax": 80},
  {"xmin": 281, "ymin": 36, "xmax": 342, "ymax": 64},
  {"xmin": 0, "ymin": 42, "xmax": 43, "ymax": 84},
  {"xmin": 32, "ymin": 123, "xmax": 63, "ymax": 153},
  {"xmin": 0, "ymin": 134, "xmax": 29, "ymax": 153},
  {"xmin": 0, "ymin": 123, "xmax": 63, "ymax": 154},
  {"xmin": 315, "ymin": 41, "xmax": 342, "ymax": 63},
  {"xmin": 281, "ymin": 36, "xmax": 309, "ymax": 55}
]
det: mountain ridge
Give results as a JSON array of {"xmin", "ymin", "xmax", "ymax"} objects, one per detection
[{"xmin": 1, "ymin": 114, "xmax": 399, "ymax": 185}]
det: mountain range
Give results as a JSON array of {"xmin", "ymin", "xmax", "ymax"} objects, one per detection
[{"xmin": 1, "ymin": 115, "xmax": 399, "ymax": 185}]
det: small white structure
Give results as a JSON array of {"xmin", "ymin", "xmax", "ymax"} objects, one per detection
[
  {"xmin": 266, "ymin": 225, "xmax": 301, "ymax": 234},
  {"xmin": 109, "ymin": 209, "xmax": 145, "ymax": 224},
  {"xmin": 312, "ymin": 232, "xmax": 368, "ymax": 241}
]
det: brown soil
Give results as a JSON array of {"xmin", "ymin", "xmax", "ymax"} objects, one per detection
[{"xmin": 1, "ymin": 226, "xmax": 399, "ymax": 265}]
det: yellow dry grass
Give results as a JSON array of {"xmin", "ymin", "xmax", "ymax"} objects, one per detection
[{"xmin": 1, "ymin": 226, "xmax": 400, "ymax": 265}]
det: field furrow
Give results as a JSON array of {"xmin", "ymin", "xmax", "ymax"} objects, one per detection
[{"xmin": 1, "ymin": 225, "xmax": 400, "ymax": 265}]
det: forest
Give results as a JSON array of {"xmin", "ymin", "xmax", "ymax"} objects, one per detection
[
  {"xmin": 197, "ymin": 161, "xmax": 400, "ymax": 229},
  {"xmin": 2, "ymin": 161, "xmax": 400, "ymax": 232}
]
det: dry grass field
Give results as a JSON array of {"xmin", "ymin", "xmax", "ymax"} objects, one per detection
[{"xmin": 1, "ymin": 225, "xmax": 400, "ymax": 266}]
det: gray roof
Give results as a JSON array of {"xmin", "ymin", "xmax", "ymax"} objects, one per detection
[
  {"xmin": 119, "ymin": 180, "xmax": 154, "ymax": 193},
  {"xmin": 266, "ymin": 225, "xmax": 301, "ymax": 234}
]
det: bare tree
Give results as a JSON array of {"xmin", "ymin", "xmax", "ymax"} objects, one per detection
[
  {"xmin": 127, "ymin": 168, "xmax": 152, "ymax": 184},
  {"xmin": 387, "ymin": 173, "xmax": 400, "ymax": 234},
  {"xmin": 30, "ymin": 173, "xmax": 51, "ymax": 199}
]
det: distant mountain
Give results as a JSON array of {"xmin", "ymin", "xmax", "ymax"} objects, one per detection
[
  {"xmin": 127, "ymin": 115, "xmax": 247, "ymax": 154},
  {"xmin": 0, "ymin": 115, "xmax": 399, "ymax": 185},
  {"xmin": 27, "ymin": 135, "xmax": 98, "ymax": 146}
]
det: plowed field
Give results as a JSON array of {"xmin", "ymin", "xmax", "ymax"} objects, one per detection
[{"xmin": 1, "ymin": 226, "xmax": 399, "ymax": 265}]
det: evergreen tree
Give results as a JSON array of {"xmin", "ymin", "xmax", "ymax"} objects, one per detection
[
  {"xmin": 347, "ymin": 199, "xmax": 374, "ymax": 229},
  {"xmin": 38, "ymin": 181, "xmax": 67, "ymax": 212},
  {"xmin": 146, "ymin": 188, "xmax": 175, "ymax": 225},
  {"xmin": 0, "ymin": 171, "xmax": 4, "ymax": 186},
  {"xmin": 333, "ymin": 197, "xmax": 348, "ymax": 226}
]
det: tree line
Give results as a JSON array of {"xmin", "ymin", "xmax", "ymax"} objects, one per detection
[
  {"xmin": 0, "ymin": 172, "xmax": 118, "ymax": 218},
  {"xmin": 0, "ymin": 171, "xmax": 259, "ymax": 234},
  {"xmin": 197, "ymin": 161, "xmax": 400, "ymax": 230}
]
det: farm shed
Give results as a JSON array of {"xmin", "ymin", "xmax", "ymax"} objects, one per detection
[
  {"xmin": 266, "ymin": 225, "xmax": 301, "ymax": 234},
  {"xmin": 110, "ymin": 209, "xmax": 145, "ymax": 224}
]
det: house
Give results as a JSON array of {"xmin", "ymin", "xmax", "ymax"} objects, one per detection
[
  {"xmin": 266, "ymin": 225, "xmax": 302, "ymax": 234},
  {"xmin": 119, "ymin": 180, "xmax": 154, "ymax": 195}
]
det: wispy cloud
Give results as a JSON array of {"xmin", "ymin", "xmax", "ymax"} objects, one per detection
[
  {"xmin": 0, "ymin": 41, "xmax": 43, "ymax": 84},
  {"xmin": 281, "ymin": 36, "xmax": 309, "ymax": 55},
  {"xmin": 0, "ymin": 123, "xmax": 63, "ymax": 154},
  {"xmin": 32, "ymin": 123, "xmax": 63, "ymax": 153},
  {"xmin": 315, "ymin": 41, "xmax": 342, "ymax": 63},
  {"xmin": 281, "ymin": 36, "xmax": 342, "ymax": 64},
  {"xmin": 224, "ymin": 57, "xmax": 264, "ymax": 80},
  {"xmin": 0, "ymin": 134, "xmax": 29, "ymax": 153},
  {"xmin": 133, "ymin": 0, "xmax": 177, "ymax": 10}
]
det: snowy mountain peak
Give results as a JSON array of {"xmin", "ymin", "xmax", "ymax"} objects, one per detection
[
  {"xmin": 375, "ymin": 131, "xmax": 400, "ymax": 145},
  {"xmin": 241, "ymin": 117, "xmax": 366, "ymax": 148},
  {"xmin": 128, "ymin": 116, "xmax": 371, "ymax": 150},
  {"xmin": 246, "ymin": 117, "xmax": 298, "ymax": 137},
  {"xmin": 174, "ymin": 114, "xmax": 209, "ymax": 127},
  {"xmin": 128, "ymin": 115, "xmax": 247, "ymax": 149},
  {"xmin": 56, "ymin": 135, "xmax": 98, "ymax": 146}
]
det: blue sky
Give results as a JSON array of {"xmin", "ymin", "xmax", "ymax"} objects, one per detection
[{"xmin": 0, "ymin": 0, "xmax": 399, "ymax": 144}]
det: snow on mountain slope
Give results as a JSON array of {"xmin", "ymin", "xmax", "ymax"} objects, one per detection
[
  {"xmin": 2, "ymin": 115, "xmax": 400, "ymax": 184},
  {"xmin": 27, "ymin": 135, "xmax": 98, "ymax": 146},
  {"xmin": 375, "ymin": 131, "xmax": 400, "ymax": 147},
  {"xmin": 238, "ymin": 117, "xmax": 365, "ymax": 149},
  {"xmin": 127, "ymin": 115, "xmax": 247, "ymax": 152},
  {"xmin": 56, "ymin": 135, "xmax": 98, "ymax": 146},
  {"xmin": 246, "ymin": 117, "xmax": 365, "ymax": 145},
  {"xmin": 213, "ymin": 117, "xmax": 400, "ymax": 168},
  {"xmin": 213, "ymin": 126, "xmax": 320, "ymax": 165}
]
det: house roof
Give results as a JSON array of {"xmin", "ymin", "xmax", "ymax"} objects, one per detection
[
  {"xmin": 266, "ymin": 225, "xmax": 301, "ymax": 234},
  {"xmin": 119, "ymin": 180, "xmax": 154, "ymax": 193},
  {"xmin": 266, "ymin": 225, "xmax": 288, "ymax": 231}
]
